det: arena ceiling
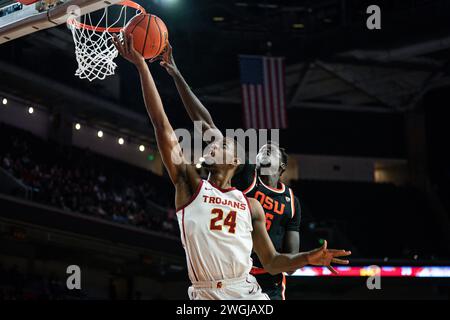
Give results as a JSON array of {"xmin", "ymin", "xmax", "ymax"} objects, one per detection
[{"xmin": 198, "ymin": 38, "xmax": 450, "ymax": 113}]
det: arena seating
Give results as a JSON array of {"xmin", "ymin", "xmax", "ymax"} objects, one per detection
[{"xmin": 0, "ymin": 122, "xmax": 177, "ymax": 236}]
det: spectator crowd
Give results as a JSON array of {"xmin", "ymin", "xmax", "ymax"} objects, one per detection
[{"xmin": 0, "ymin": 123, "xmax": 178, "ymax": 236}]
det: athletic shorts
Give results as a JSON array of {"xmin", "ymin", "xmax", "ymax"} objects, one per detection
[{"xmin": 188, "ymin": 274, "xmax": 270, "ymax": 300}]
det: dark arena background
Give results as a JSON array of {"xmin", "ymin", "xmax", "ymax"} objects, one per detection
[{"xmin": 0, "ymin": 0, "xmax": 449, "ymax": 302}]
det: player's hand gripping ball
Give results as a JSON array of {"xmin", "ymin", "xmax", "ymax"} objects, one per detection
[{"xmin": 123, "ymin": 13, "xmax": 169, "ymax": 60}]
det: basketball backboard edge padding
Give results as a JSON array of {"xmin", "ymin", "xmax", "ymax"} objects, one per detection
[{"xmin": 0, "ymin": 0, "xmax": 122, "ymax": 44}]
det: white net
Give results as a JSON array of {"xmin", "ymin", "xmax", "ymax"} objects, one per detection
[{"xmin": 68, "ymin": 4, "xmax": 142, "ymax": 81}]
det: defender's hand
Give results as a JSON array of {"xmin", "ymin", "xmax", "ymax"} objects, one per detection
[
  {"xmin": 159, "ymin": 44, "xmax": 180, "ymax": 77},
  {"xmin": 306, "ymin": 240, "xmax": 351, "ymax": 274},
  {"xmin": 112, "ymin": 32, "xmax": 145, "ymax": 66}
]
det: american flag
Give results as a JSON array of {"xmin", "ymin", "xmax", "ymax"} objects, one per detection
[{"xmin": 239, "ymin": 55, "xmax": 287, "ymax": 129}]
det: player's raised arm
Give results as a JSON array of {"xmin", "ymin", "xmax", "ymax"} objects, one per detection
[
  {"xmin": 248, "ymin": 198, "xmax": 351, "ymax": 275},
  {"xmin": 159, "ymin": 45, "xmax": 221, "ymax": 135},
  {"xmin": 112, "ymin": 34, "xmax": 195, "ymax": 188}
]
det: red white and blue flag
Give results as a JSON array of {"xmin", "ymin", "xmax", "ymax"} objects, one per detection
[{"xmin": 239, "ymin": 55, "xmax": 287, "ymax": 129}]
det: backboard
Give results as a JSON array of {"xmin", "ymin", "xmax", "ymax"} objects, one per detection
[{"xmin": 0, "ymin": 0, "xmax": 122, "ymax": 44}]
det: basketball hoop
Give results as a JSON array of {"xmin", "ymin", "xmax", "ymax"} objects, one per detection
[{"xmin": 67, "ymin": 1, "xmax": 146, "ymax": 81}]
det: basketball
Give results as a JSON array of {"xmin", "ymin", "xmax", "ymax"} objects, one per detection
[{"xmin": 123, "ymin": 13, "xmax": 168, "ymax": 59}]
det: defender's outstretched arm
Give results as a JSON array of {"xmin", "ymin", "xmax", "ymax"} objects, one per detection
[{"xmin": 160, "ymin": 45, "xmax": 221, "ymax": 135}]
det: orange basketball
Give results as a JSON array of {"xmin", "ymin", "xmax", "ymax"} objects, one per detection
[{"xmin": 123, "ymin": 13, "xmax": 168, "ymax": 59}]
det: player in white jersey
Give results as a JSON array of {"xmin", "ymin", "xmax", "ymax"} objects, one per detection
[
  {"xmin": 178, "ymin": 179, "xmax": 264, "ymax": 299},
  {"xmin": 113, "ymin": 33, "xmax": 352, "ymax": 300}
]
